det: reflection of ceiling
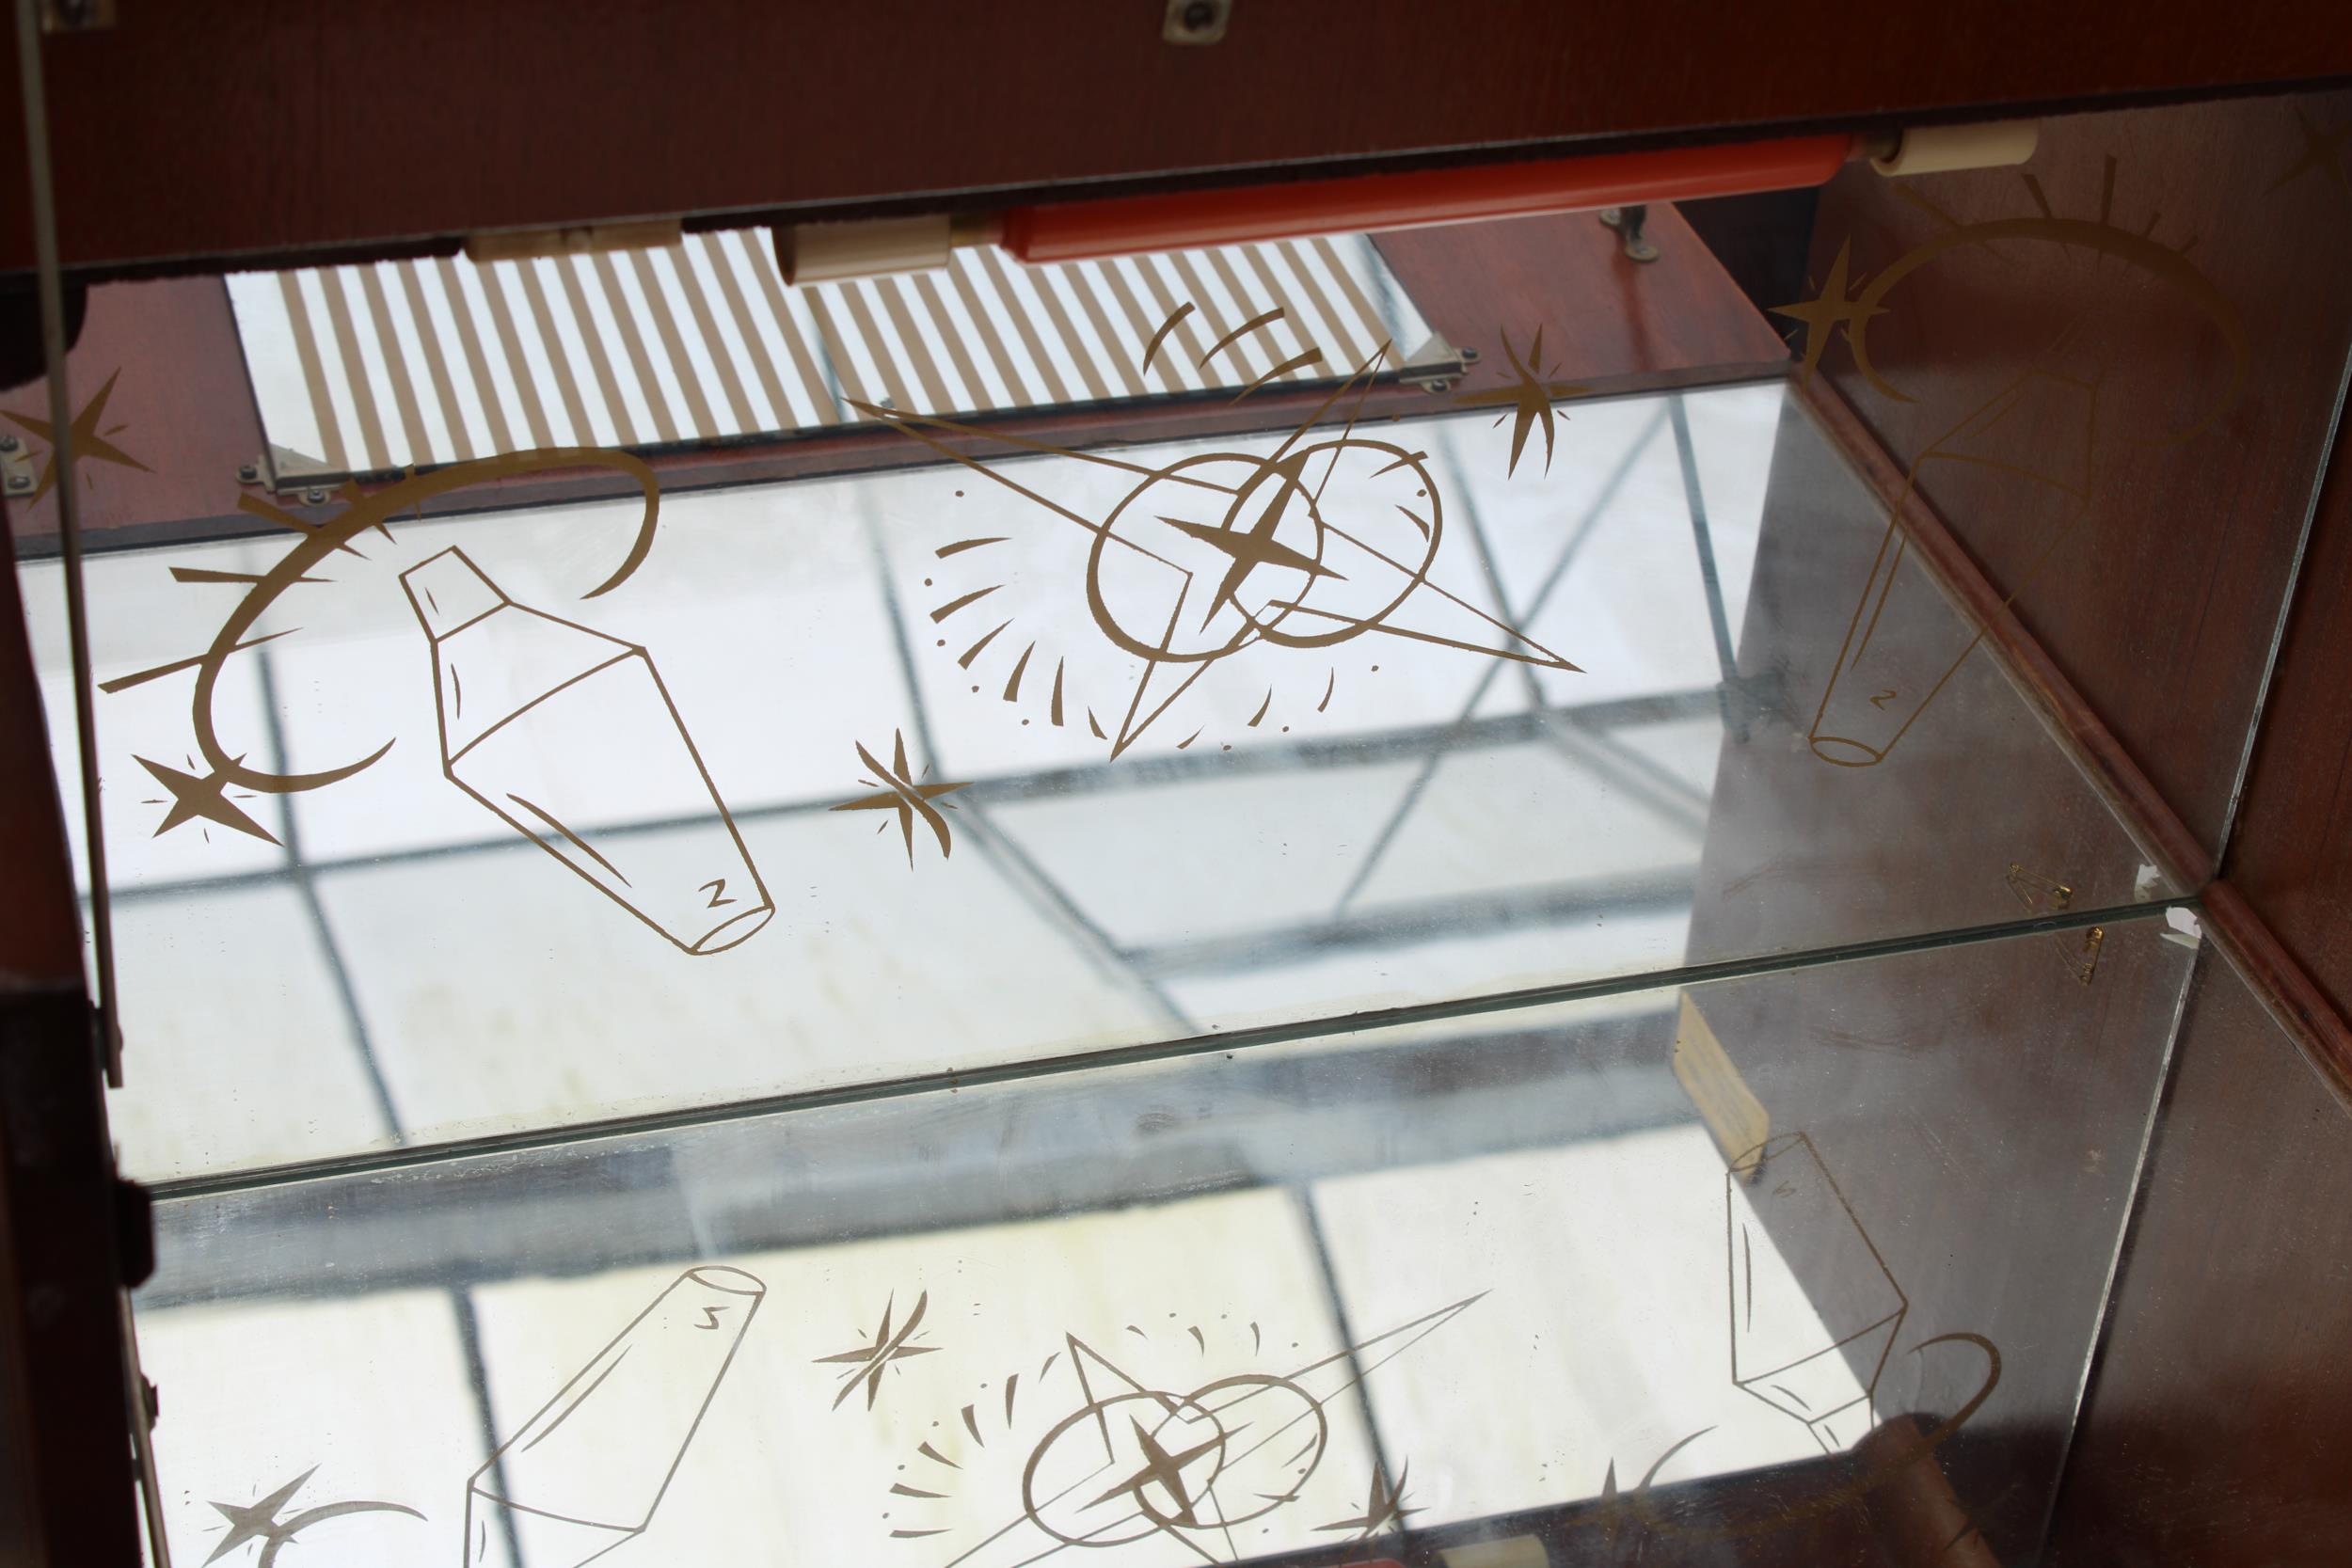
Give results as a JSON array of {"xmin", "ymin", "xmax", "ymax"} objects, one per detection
[
  {"xmin": 145, "ymin": 1013, "xmax": 1688, "ymax": 1307},
  {"xmin": 27, "ymin": 385, "xmax": 1775, "ymax": 1184},
  {"xmin": 227, "ymin": 233, "xmax": 1431, "ymax": 481},
  {"xmin": 137, "ymin": 1124, "xmax": 1863, "ymax": 1568}
]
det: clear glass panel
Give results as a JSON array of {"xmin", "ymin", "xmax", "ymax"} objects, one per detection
[
  {"xmin": 6, "ymin": 72, "xmax": 2346, "ymax": 1568},
  {"xmin": 14, "ymin": 374, "xmax": 2179, "ymax": 1177},
  {"xmin": 138, "ymin": 911, "xmax": 2194, "ymax": 1567}
]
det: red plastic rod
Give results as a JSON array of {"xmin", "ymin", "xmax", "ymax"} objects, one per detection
[{"xmin": 1001, "ymin": 135, "xmax": 1854, "ymax": 263}]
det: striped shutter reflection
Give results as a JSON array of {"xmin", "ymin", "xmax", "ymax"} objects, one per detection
[{"xmin": 227, "ymin": 231, "xmax": 1427, "ymax": 482}]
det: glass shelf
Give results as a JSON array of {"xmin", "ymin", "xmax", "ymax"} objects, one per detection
[{"xmin": 6, "ymin": 78, "xmax": 2346, "ymax": 1568}]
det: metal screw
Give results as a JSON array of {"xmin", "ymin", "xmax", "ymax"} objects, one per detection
[
  {"xmin": 237, "ymin": 463, "xmax": 259, "ymax": 483},
  {"xmin": 304, "ymin": 487, "xmax": 327, "ymax": 504},
  {"xmin": 6, "ymin": 474, "xmax": 32, "ymax": 492},
  {"xmin": 0, "ymin": 433, "xmax": 18, "ymax": 452},
  {"xmin": 1163, "ymin": 0, "xmax": 1230, "ymax": 43}
]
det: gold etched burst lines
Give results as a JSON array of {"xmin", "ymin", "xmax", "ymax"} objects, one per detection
[
  {"xmin": 1797, "ymin": 160, "xmax": 2249, "ymax": 769},
  {"xmin": 818, "ymin": 1291, "xmax": 944, "ymax": 1412},
  {"xmin": 1317, "ymin": 1462, "xmax": 1421, "ymax": 1539},
  {"xmin": 1139, "ymin": 300, "xmax": 1326, "ymax": 399},
  {"xmin": 1452, "ymin": 325, "xmax": 1588, "ymax": 477},
  {"xmin": 832, "ymin": 731, "xmax": 971, "ymax": 864},
  {"xmin": 2268, "ymin": 104, "xmax": 2352, "ymax": 207},
  {"xmin": 881, "ymin": 1296, "xmax": 1480, "ymax": 1565},
  {"xmin": 1, "ymin": 366, "xmax": 151, "ymax": 505},
  {"xmin": 1772, "ymin": 159, "xmax": 2238, "ymax": 421},
  {"xmin": 202, "ymin": 1469, "xmax": 421, "ymax": 1568},
  {"xmin": 878, "ymin": 340, "xmax": 1577, "ymax": 762}
]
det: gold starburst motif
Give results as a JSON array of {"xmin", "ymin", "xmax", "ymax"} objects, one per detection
[
  {"xmin": 880, "ymin": 344, "xmax": 1579, "ymax": 762},
  {"xmin": 2, "ymin": 366, "xmax": 151, "ymax": 505},
  {"xmin": 1770, "ymin": 241, "xmax": 1886, "ymax": 388},
  {"xmin": 818, "ymin": 1290, "xmax": 945, "ymax": 1412},
  {"xmin": 1804, "ymin": 162, "xmax": 2247, "ymax": 769},
  {"xmin": 1315, "ymin": 1461, "xmax": 1421, "ymax": 1539},
  {"xmin": 832, "ymin": 730, "xmax": 971, "ymax": 864},
  {"xmin": 136, "ymin": 752, "xmax": 278, "ymax": 845},
  {"xmin": 1452, "ymin": 326, "xmax": 1588, "ymax": 476},
  {"xmin": 877, "ymin": 1295, "xmax": 1481, "ymax": 1565},
  {"xmin": 202, "ymin": 1467, "xmax": 421, "ymax": 1566},
  {"xmin": 2267, "ymin": 104, "xmax": 2352, "ymax": 204}
]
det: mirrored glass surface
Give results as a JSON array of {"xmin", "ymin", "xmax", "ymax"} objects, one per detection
[{"xmin": 139, "ymin": 911, "xmax": 2194, "ymax": 1568}]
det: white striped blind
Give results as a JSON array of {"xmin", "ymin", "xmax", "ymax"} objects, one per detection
[{"xmin": 227, "ymin": 230, "xmax": 1432, "ymax": 483}]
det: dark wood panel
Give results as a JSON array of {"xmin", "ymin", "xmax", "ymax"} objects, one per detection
[
  {"xmin": 2, "ymin": 3, "xmax": 2351, "ymax": 276},
  {"xmin": 2044, "ymin": 935, "xmax": 2352, "ymax": 1568},
  {"xmin": 0, "ymin": 506, "xmax": 78, "ymax": 988},
  {"xmin": 1810, "ymin": 88, "xmax": 2352, "ymax": 860},
  {"xmin": 1376, "ymin": 204, "xmax": 1789, "ymax": 398},
  {"xmin": 1797, "ymin": 377, "xmax": 2207, "ymax": 886},
  {"xmin": 2225, "ymin": 406, "xmax": 2352, "ymax": 1030},
  {"xmin": 0, "ymin": 990, "xmax": 144, "ymax": 1568},
  {"xmin": 0, "ymin": 277, "xmax": 262, "ymax": 546}
]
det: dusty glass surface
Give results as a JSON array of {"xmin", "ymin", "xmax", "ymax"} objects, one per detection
[
  {"xmin": 9, "ymin": 80, "xmax": 2349, "ymax": 1568},
  {"xmin": 135, "ymin": 912, "xmax": 2196, "ymax": 1567},
  {"xmin": 18, "ymin": 380, "xmax": 2178, "ymax": 1179}
]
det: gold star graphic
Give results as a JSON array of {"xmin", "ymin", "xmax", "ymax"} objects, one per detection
[
  {"xmin": 1771, "ymin": 241, "xmax": 1886, "ymax": 386},
  {"xmin": 814, "ymin": 1290, "xmax": 942, "ymax": 1411},
  {"xmin": 2267, "ymin": 105, "xmax": 2352, "ymax": 203},
  {"xmin": 1454, "ymin": 326, "xmax": 1588, "ymax": 477},
  {"xmin": 830, "ymin": 729, "xmax": 970, "ymax": 865},
  {"xmin": 204, "ymin": 1467, "xmax": 421, "ymax": 1566},
  {"xmin": 205, "ymin": 1470, "xmax": 313, "ymax": 1565},
  {"xmin": 1575, "ymin": 1457, "xmax": 1645, "ymax": 1559},
  {"xmin": 136, "ymin": 753, "xmax": 280, "ymax": 845},
  {"xmin": 3, "ymin": 367, "xmax": 151, "ymax": 505},
  {"xmin": 1158, "ymin": 450, "xmax": 1347, "ymax": 632},
  {"xmin": 1318, "ymin": 1460, "xmax": 1422, "ymax": 1538},
  {"xmin": 1085, "ymin": 1415, "xmax": 1239, "ymax": 1526}
]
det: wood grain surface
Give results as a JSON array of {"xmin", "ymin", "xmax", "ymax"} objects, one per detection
[
  {"xmin": 1, "ymin": 3, "xmax": 2348, "ymax": 275},
  {"xmin": 2221, "ymin": 419, "xmax": 2352, "ymax": 1037},
  {"xmin": 2044, "ymin": 939, "xmax": 2352, "ymax": 1568},
  {"xmin": 1376, "ymin": 204, "xmax": 1789, "ymax": 399},
  {"xmin": 1807, "ymin": 88, "xmax": 2352, "ymax": 863}
]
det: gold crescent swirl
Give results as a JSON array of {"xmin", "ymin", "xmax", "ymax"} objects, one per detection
[
  {"xmin": 192, "ymin": 448, "xmax": 661, "ymax": 796},
  {"xmin": 1848, "ymin": 217, "xmax": 2249, "ymax": 443}
]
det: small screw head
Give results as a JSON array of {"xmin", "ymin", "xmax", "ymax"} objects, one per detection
[
  {"xmin": 0, "ymin": 433, "xmax": 19, "ymax": 452},
  {"xmin": 237, "ymin": 463, "xmax": 260, "ymax": 483},
  {"xmin": 6, "ymin": 473, "xmax": 32, "ymax": 492},
  {"xmin": 1163, "ymin": 0, "xmax": 1229, "ymax": 43},
  {"xmin": 303, "ymin": 487, "xmax": 327, "ymax": 504}
]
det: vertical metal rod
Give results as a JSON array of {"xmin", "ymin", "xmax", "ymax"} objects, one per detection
[
  {"xmin": 116, "ymin": 1291, "xmax": 171, "ymax": 1568},
  {"xmin": 2213, "ymin": 337, "xmax": 2352, "ymax": 868},
  {"xmin": 1295, "ymin": 1187, "xmax": 1409, "ymax": 1553},
  {"xmin": 9, "ymin": 0, "xmax": 119, "ymax": 1086},
  {"xmin": 1668, "ymin": 393, "xmax": 1740, "ymax": 684}
]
